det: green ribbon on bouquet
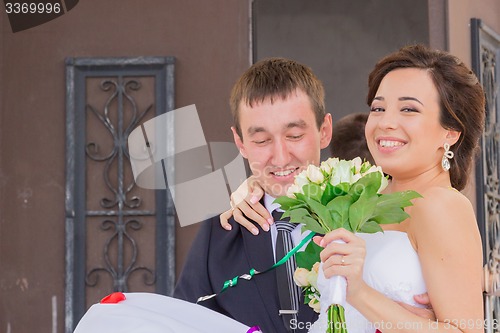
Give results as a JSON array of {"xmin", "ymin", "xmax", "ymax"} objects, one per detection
[{"xmin": 196, "ymin": 231, "xmax": 316, "ymax": 303}]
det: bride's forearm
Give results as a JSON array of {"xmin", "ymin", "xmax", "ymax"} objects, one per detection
[{"xmin": 348, "ymin": 285, "xmax": 480, "ymax": 333}]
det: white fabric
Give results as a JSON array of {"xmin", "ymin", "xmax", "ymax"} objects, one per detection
[
  {"xmin": 73, "ymin": 293, "xmax": 253, "ymax": 333},
  {"xmin": 317, "ymin": 240, "xmax": 347, "ymax": 314},
  {"xmin": 310, "ymin": 231, "xmax": 427, "ymax": 333}
]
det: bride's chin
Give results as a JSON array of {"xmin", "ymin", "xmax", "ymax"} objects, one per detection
[{"xmin": 373, "ymin": 158, "xmax": 396, "ymax": 170}]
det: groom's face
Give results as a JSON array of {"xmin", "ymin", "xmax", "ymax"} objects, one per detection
[{"xmin": 232, "ymin": 89, "xmax": 332, "ymax": 198}]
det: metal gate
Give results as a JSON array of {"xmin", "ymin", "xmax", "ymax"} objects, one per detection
[
  {"xmin": 472, "ymin": 18, "xmax": 500, "ymax": 332},
  {"xmin": 64, "ymin": 56, "xmax": 176, "ymax": 332}
]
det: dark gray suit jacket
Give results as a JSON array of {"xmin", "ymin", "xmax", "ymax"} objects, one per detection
[{"xmin": 174, "ymin": 216, "xmax": 318, "ymax": 332}]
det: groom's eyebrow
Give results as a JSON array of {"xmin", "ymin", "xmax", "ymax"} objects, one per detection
[
  {"xmin": 285, "ymin": 120, "xmax": 307, "ymax": 129},
  {"xmin": 247, "ymin": 126, "xmax": 267, "ymax": 136},
  {"xmin": 247, "ymin": 120, "xmax": 307, "ymax": 135}
]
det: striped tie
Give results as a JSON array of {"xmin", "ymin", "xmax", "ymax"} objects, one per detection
[{"xmin": 273, "ymin": 211, "xmax": 301, "ymax": 332}]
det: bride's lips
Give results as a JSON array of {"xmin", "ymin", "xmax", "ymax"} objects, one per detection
[{"xmin": 376, "ymin": 137, "xmax": 407, "ymax": 153}]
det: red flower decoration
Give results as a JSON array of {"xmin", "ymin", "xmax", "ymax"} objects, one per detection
[{"xmin": 100, "ymin": 292, "xmax": 126, "ymax": 304}]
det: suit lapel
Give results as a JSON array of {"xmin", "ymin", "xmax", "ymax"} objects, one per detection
[
  {"xmin": 241, "ymin": 223, "xmax": 274, "ymax": 270},
  {"xmin": 238, "ymin": 215, "xmax": 319, "ymax": 331},
  {"xmin": 240, "ymin": 222, "xmax": 282, "ymax": 327}
]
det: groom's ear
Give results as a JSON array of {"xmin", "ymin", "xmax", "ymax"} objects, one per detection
[
  {"xmin": 231, "ymin": 126, "xmax": 248, "ymax": 158},
  {"xmin": 319, "ymin": 113, "xmax": 333, "ymax": 149}
]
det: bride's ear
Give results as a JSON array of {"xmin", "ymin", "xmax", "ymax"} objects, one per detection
[
  {"xmin": 446, "ymin": 130, "xmax": 461, "ymax": 147},
  {"xmin": 446, "ymin": 130, "xmax": 462, "ymax": 146}
]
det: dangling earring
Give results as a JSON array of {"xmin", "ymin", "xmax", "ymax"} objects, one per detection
[{"xmin": 441, "ymin": 143, "xmax": 454, "ymax": 171}]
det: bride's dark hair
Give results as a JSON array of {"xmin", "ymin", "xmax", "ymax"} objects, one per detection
[{"xmin": 366, "ymin": 44, "xmax": 485, "ymax": 191}]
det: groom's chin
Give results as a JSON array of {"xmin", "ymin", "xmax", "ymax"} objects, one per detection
[{"xmin": 262, "ymin": 184, "xmax": 291, "ymax": 198}]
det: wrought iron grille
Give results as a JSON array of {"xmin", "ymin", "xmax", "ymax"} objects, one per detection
[
  {"xmin": 65, "ymin": 57, "xmax": 175, "ymax": 333},
  {"xmin": 472, "ymin": 18, "xmax": 500, "ymax": 332}
]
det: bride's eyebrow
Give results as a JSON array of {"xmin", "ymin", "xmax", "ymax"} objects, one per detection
[
  {"xmin": 372, "ymin": 96, "xmax": 424, "ymax": 107},
  {"xmin": 399, "ymin": 96, "xmax": 424, "ymax": 106}
]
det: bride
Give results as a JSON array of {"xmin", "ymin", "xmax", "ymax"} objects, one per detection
[{"xmin": 222, "ymin": 44, "xmax": 485, "ymax": 333}]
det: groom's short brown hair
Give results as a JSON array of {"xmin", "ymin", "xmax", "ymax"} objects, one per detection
[{"xmin": 230, "ymin": 57, "xmax": 326, "ymax": 139}]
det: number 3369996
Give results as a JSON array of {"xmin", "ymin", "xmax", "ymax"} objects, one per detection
[{"xmin": 5, "ymin": 2, "xmax": 61, "ymax": 14}]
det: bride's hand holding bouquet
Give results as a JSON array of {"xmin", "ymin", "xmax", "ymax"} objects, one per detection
[{"xmin": 275, "ymin": 157, "xmax": 420, "ymax": 333}]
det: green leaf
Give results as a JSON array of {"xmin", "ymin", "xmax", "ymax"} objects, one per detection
[
  {"xmin": 282, "ymin": 207, "xmax": 310, "ymax": 223},
  {"xmin": 348, "ymin": 194, "xmax": 377, "ymax": 231},
  {"xmin": 349, "ymin": 172, "xmax": 381, "ymax": 201},
  {"xmin": 301, "ymin": 195, "xmax": 332, "ymax": 232},
  {"xmin": 296, "ymin": 241, "xmax": 322, "ymax": 270},
  {"xmin": 321, "ymin": 182, "xmax": 335, "ymax": 205},
  {"xmin": 274, "ymin": 196, "xmax": 302, "ymax": 211},
  {"xmin": 371, "ymin": 209, "xmax": 410, "ymax": 224},
  {"xmin": 326, "ymin": 195, "xmax": 353, "ymax": 231},
  {"xmin": 341, "ymin": 219, "xmax": 351, "ymax": 230},
  {"xmin": 375, "ymin": 190, "xmax": 422, "ymax": 209},
  {"xmin": 282, "ymin": 208, "xmax": 325, "ymax": 234},
  {"xmin": 359, "ymin": 220, "xmax": 384, "ymax": 233},
  {"xmin": 321, "ymin": 182, "xmax": 349, "ymax": 205},
  {"xmin": 302, "ymin": 183, "xmax": 323, "ymax": 202},
  {"xmin": 335, "ymin": 182, "xmax": 351, "ymax": 194},
  {"xmin": 295, "ymin": 192, "xmax": 308, "ymax": 202},
  {"xmin": 370, "ymin": 190, "xmax": 422, "ymax": 224},
  {"xmin": 302, "ymin": 215, "xmax": 328, "ymax": 234}
]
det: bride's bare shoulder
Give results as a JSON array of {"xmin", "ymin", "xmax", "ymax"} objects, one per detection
[
  {"xmin": 415, "ymin": 186, "xmax": 471, "ymax": 208},
  {"xmin": 410, "ymin": 186, "xmax": 475, "ymax": 228}
]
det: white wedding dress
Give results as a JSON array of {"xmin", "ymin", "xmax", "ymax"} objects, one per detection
[
  {"xmin": 310, "ymin": 231, "xmax": 427, "ymax": 333},
  {"xmin": 73, "ymin": 293, "xmax": 254, "ymax": 333}
]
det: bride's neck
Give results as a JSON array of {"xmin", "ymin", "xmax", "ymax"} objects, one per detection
[{"xmin": 385, "ymin": 171, "xmax": 452, "ymax": 194}]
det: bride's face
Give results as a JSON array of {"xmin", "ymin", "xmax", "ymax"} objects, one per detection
[{"xmin": 365, "ymin": 68, "xmax": 451, "ymax": 179}]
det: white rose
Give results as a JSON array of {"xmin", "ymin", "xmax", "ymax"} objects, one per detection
[
  {"xmin": 306, "ymin": 165, "xmax": 324, "ymax": 184},
  {"xmin": 320, "ymin": 160, "xmax": 332, "ymax": 174},
  {"xmin": 351, "ymin": 157, "xmax": 363, "ymax": 173},
  {"xmin": 308, "ymin": 298, "xmax": 321, "ymax": 313},
  {"xmin": 362, "ymin": 165, "xmax": 388, "ymax": 193},
  {"xmin": 286, "ymin": 184, "xmax": 302, "ymax": 198},
  {"xmin": 293, "ymin": 267, "xmax": 310, "ymax": 287},
  {"xmin": 330, "ymin": 160, "xmax": 352, "ymax": 185},
  {"xmin": 350, "ymin": 173, "xmax": 362, "ymax": 184},
  {"xmin": 294, "ymin": 170, "xmax": 309, "ymax": 188},
  {"xmin": 360, "ymin": 161, "xmax": 372, "ymax": 173},
  {"xmin": 307, "ymin": 270, "xmax": 318, "ymax": 290},
  {"xmin": 320, "ymin": 157, "xmax": 339, "ymax": 175},
  {"xmin": 379, "ymin": 173, "xmax": 389, "ymax": 193},
  {"xmin": 362, "ymin": 165, "xmax": 379, "ymax": 175}
]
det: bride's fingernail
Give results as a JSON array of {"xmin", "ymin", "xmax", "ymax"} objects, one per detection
[
  {"xmin": 267, "ymin": 218, "xmax": 274, "ymax": 225},
  {"xmin": 320, "ymin": 239, "xmax": 325, "ymax": 247},
  {"xmin": 250, "ymin": 196, "xmax": 259, "ymax": 204},
  {"xmin": 225, "ymin": 225, "xmax": 232, "ymax": 230},
  {"xmin": 262, "ymin": 224, "xmax": 270, "ymax": 232},
  {"xmin": 251, "ymin": 227, "xmax": 259, "ymax": 235}
]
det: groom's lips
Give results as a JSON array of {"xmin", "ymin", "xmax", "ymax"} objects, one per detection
[{"xmin": 269, "ymin": 167, "xmax": 300, "ymax": 180}]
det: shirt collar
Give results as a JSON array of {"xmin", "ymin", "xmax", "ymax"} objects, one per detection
[{"xmin": 264, "ymin": 193, "xmax": 282, "ymax": 214}]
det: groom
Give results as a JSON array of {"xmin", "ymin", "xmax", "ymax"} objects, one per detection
[{"xmin": 174, "ymin": 57, "xmax": 331, "ymax": 332}]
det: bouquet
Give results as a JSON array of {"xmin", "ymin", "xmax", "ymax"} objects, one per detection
[{"xmin": 274, "ymin": 157, "xmax": 420, "ymax": 333}]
